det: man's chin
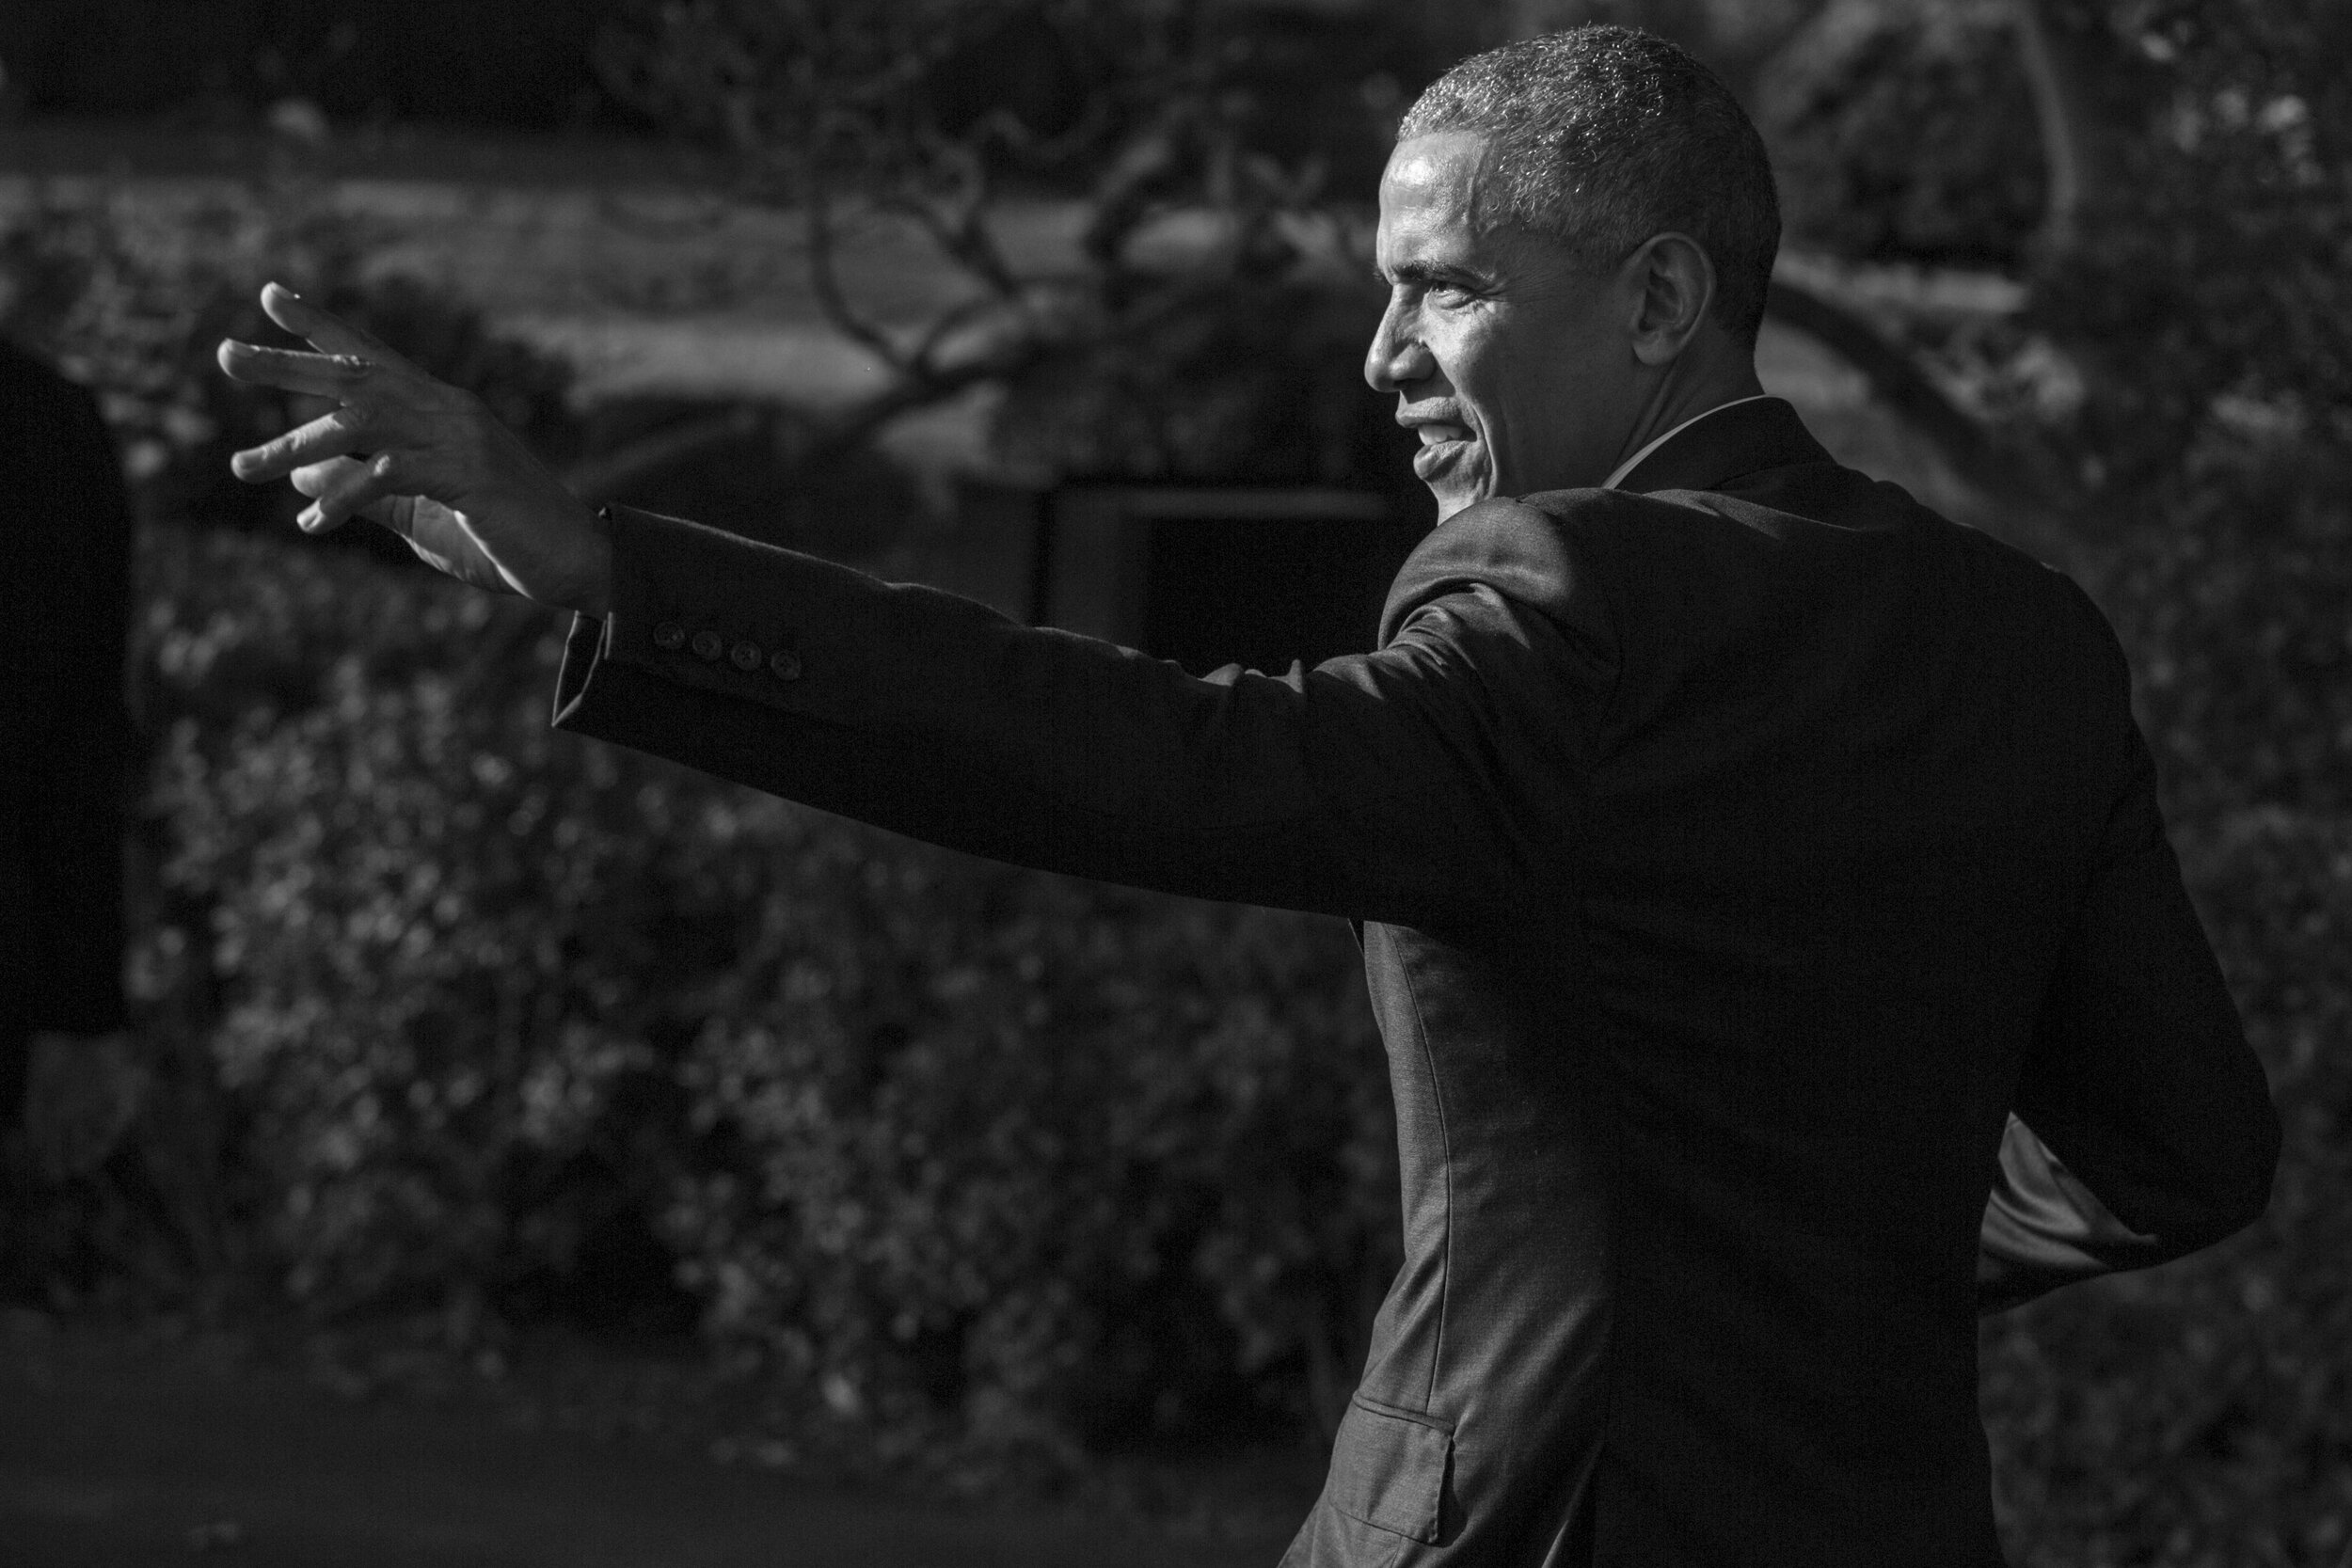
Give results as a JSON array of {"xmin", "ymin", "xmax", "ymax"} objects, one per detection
[{"xmin": 1414, "ymin": 449, "xmax": 1488, "ymax": 524}]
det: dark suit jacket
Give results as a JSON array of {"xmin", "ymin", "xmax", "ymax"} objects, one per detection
[
  {"xmin": 550, "ymin": 398, "xmax": 2278, "ymax": 1566},
  {"xmin": 0, "ymin": 338, "xmax": 135, "ymax": 1110}
]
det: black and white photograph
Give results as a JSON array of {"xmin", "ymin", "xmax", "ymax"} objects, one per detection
[{"xmin": 1, "ymin": 1, "xmax": 2344, "ymax": 1563}]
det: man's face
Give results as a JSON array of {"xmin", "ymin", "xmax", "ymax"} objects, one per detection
[{"xmin": 1368, "ymin": 132, "xmax": 1641, "ymax": 521}]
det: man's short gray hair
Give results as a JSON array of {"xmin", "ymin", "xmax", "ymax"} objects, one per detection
[{"xmin": 1399, "ymin": 25, "xmax": 1780, "ymax": 344}]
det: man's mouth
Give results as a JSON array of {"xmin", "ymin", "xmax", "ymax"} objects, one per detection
[{"xmin": 1409, "ymin": 421, "xmax": 1474, "ymax": 480}]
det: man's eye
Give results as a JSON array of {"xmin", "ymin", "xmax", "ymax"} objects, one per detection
[{"xmin": 1428, "ymin": 281, "xmax": 1474, "ymax": 305}]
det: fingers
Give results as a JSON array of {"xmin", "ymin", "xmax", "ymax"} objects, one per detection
[
  {"xmin": 217, "ymin": 280, "xmax": 409, "ymax": 392},
  {"xmin": 215, "ymin": 281, "xmax": 426, "ymax": 407},
  {"xmin": 259, "ymin": 280, "xmax": 410, "ymax": 367},
  {"xmin": 290, "ymin": 454, "xmax": 365, "ymax": 502},
  {"xmin": 230, "ymin": 404, "xmax": 378, "ymax": 483},
  {"xmin": 297, "ymin": 451, "xmax": 413, "ymax": 534},
  {"xmin": 215, "ymin": 338, "xmax": 377, "ymax": 398}
]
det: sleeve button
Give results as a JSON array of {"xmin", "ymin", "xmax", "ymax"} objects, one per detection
[
  {"xmin": 652, "ymin": 622, "xmax": 686, "ymax": 651},
  {"xmin": 729, "ymin": 640, "xmax": 763, "ymax": 671},
  {"xmin": 691, "ymin": 629, "xmax": 723, "ymax": 661},
  {"xmin": 768, "ymin": 648, "xmax": 802, "ymax": 682}
]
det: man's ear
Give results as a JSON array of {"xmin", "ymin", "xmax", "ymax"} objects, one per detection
[{"xmin": 1624, "ymin": 232, "xmax": 1717, "ymax": 367}]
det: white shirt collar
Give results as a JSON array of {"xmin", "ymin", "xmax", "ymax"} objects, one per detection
[{"xmin": 1599, "ymin": 394, "xmax": 1773, "ymax": 491}]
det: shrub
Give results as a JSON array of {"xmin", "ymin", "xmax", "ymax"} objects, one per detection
[
  {"xmin": 137, "ymin": 520, "xmax": 1394, "ymax": 1470},
  {"xmin": 1756, "ymin": 0, "xmax": 2048, "ymax": 271},
  {"xmin": 1977, "ymin": 436, "xmax": 2352, "ymax": 1566}
]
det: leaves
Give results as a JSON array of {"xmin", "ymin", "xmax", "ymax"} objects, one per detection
[
  {"xmin": 138, "ymin": 521, "xmax": 1393, "ymax": 1467},
  {"xmin": 595, "ymin": 0, "xmax": 1462, "ymax": 476}
]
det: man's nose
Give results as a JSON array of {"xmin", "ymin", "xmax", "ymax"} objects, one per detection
[{"xmin": 1364, "ymin": 299, "xmax": 1430, "ymax": 394}]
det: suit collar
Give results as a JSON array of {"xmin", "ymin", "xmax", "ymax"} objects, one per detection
[{"xmin": 1613, "ymin": 396, "xmax": 1835, "ymax": 496}]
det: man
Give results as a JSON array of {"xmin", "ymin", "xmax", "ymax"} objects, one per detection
[
  {"xmin": 2, "ymin": 334, "xmax": 144, "ymax": 1196},
  {"xmin": 217, "ymin": 25, "xmax": 2277, "ymax": 1565}
]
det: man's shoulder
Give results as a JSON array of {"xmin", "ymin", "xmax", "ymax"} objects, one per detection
[
  {"xmin": 1380, "ymin": 476, "xmax": 2101, "ymax": 667},
  {"xmin": 1539, "ymin": 470, "xmax": 2078, "ymax": 608},
  {"xmin": 1377, "ymin": 490, "xmax": 1639, "ymax": 645},
  {"xmin": 1378, "ymin": 479, "xmax": 1861, "ymax": 647},
  {"xmin": 1376, "ymin": 483, "xmax": 1820, "ymax": 654}
]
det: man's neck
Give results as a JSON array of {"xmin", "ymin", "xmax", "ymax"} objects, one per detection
[
  {"xmin": 1603, "ymin": 356, "xmax": 1766, "ymax": 485},
  {"xmin": 1601, "ymin": 391, "xmax": 1772, "ymax": 491}
]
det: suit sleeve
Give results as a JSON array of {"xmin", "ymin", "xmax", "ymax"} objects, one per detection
[
  {"xmin": 549, "ymin": 502, "xmax": 1613, "ymax": 927},
  {"xmin": 1977, "ymin": 599, "xmax": 2279, "ymax": 1314}
]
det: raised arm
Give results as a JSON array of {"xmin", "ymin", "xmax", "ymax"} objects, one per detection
[
  {"xmin": 548, "ymin": 500, "xmax": 1608, "ymax": 925},
  {"xmin": 219, "ymin": 290, "xmax": 1613, "ymax": 927}
]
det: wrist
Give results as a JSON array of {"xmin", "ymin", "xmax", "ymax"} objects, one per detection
[
  {"xmin": 543, "ymin": 499, "xmax": 612, "ymax": 618},
  {"xmin": 580, "ymin": 503, "xmax": 613, "ymax": 619}
]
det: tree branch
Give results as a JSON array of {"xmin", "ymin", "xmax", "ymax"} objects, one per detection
[
  {"xmin": 900, "ymin": 135, "xmax": 1023, "ymax": 301},
  {"xmin": 1081, "ymin": 103, "xmax": 1200, "ymax": 268},
  {"xmin": 804, "ymin": 172, "xmax": 916, "ymax": 374},
  {"xmin": 803, "ymin": 256, "xmax": 1266, "ymax": 468},
  {"xmin": 803, "ymin": 344, "xmax": 1044, "ymax": 469},
  {"xmin": 909, "ymin": 294, "xmax": 1025, "ymax": 380},
  {"xmin": 2010, "ymin": 0, "xmax": 2097, "ymax": 261}
]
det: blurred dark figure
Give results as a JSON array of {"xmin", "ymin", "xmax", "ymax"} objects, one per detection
[{"xmin": 0, "ymin": 335, "xmax": 143, "ymax": 1201}]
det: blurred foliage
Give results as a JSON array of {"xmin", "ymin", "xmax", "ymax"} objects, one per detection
[
  {"xmin": 1756, "ymin": 0, "xmax": 2048, "ymax": 268},
  {"xmin": 2022, "ymin": 0, "xmax": 2352, "ymax": 493},
  {"xmin": 993, "ymin": 261, "xmax": 1418, "ymax": 490},
  {"xmin": 593, "ymin": 0, "xmax": 1480, "ymax": 474},
  {"xmin": 1752, "ymin": 0, "xmax": 2351, "ymax": 497},
  {"xmin": 596, "ymin": 0, "xmax": 1470, "ymax": 201},
  {"xmin": 0, "ymin": 174, "xmax": 917, "ymax": 561}
]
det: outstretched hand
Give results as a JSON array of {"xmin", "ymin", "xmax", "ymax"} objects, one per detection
[{"xmin": 217, "ymin": 283, "xmax": 611, "ymax": 616}]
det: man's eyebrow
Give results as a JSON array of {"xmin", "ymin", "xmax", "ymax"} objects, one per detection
[{"xmin": 1377, "ymin": 259, "xmax": 1481, "ymax": 288}]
